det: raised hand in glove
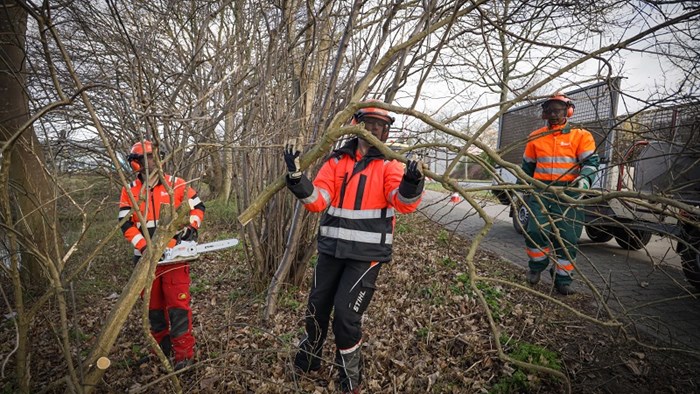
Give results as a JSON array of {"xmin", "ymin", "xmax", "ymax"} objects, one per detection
[
  {"xmin": 179, "ymin": 225, "xmax": 198, "ymax": 241},
  {"xmin": 284, "ymin": 142, "xmax": 302, "ymax": 180},
  {"xmin": 573, "ymin": 176, "xmax": 590, "ymax": 190},
  {"xmin": 403, "ymin": 160, "xmax": 424, "ymax": 184}
]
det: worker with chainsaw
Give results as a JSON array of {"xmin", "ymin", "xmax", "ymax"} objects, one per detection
[
  {"xmin": 284, "ymin": 101, "xmax": 425, "ymax": 394},
  {"xmin": 118, "ymin": 139, "xmax": 205, "ymax": 370},
  {"xmin": 522, "ymin": 93, "xmax": 600, "ymax": 295}
]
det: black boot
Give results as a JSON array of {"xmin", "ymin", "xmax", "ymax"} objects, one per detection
[
  {"xmin": 526, "ymin": 270, "xmax": 541, "ymax": 285},
  {"xmin": 137, "ymin": 335, "xmax": 172, "ymax": 365},
  {"xmin": 555, "ymin": 283, "xmax": 575, "ymax": 295},
  {"xmin": 294, "ymin": 336, "xmax": 323, "ymax": 372},
  {"xmin": 160, "ymin": 335, "xmax": 172, "ymax": 358},
  {"xmin": 336, "ymin": 346, "xmax": 363, "ymax": 393}
]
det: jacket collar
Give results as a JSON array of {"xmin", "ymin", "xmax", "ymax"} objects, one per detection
[
  {"xmin": 137, "ymin": 172, "xmax": 167, "ymax": 187},
  {"xmin": 333, "ymin": 138, "xmax": 385, "ymax": 160},
  {"xmin": 548, "ymin": 122, "xmax": 572, "ymax": 134}
]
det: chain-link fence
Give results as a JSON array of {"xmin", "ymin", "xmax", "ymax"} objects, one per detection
[
  {"xmin": 620, "ymin": 104, "xmax": 700, "ymax": 203},
  {"xmin": 497, "ymin": 78, "xmax": 623, "ymax": 165}
]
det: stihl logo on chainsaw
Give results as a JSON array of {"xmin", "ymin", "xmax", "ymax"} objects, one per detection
[{"xmin": 158, "ymin": 239, "xmax": 239, "ymax": 265}]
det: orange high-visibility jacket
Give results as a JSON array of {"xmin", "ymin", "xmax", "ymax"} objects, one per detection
[
  {"xmin": 522, "ymin": 122, "xmax": 599, "ymax": 185},
  {"xmin": 287, "ymin": 139, "xmax": 423, "ymax": 262},
  {"xmin": 118, "ymin": 174, "xmax": 205, "ymax": 256}
]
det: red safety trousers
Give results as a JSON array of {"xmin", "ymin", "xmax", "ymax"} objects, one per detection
[{"xmin": 143, "ymin": 262, "xmax": 195, "ymax": 363}]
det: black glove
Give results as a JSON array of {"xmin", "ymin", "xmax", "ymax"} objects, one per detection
[
  {"xmin": 284, "ymin": 142, "xmax": 302, "ymax": 180},
  {"xmin": 403, "ymin": 160, "xmax": 424, "ymax": 184},
  {"xmin": 179, "ymin": 225, "xmax": 198, "ymax": 241}
]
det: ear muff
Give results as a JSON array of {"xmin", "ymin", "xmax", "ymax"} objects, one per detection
[
  {"xmin": 127, "ymin": 154, "xmax": 143, "ymax": 172},
  {"xmin": 566, "ymin": 103, "xmax": 575, "ymax": 118}
]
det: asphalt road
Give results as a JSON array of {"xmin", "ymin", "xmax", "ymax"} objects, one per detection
[{"xmin": 419, "ymin": 190, "xmax": 700, "ymax": 353}]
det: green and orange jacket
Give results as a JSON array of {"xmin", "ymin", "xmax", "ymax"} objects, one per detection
[
  {"xmin": 118, "ymin": 174, "xmax": 205, "ymax": 257},
  {"xmin": 521, "ymin": 122, "xmax": 600, "ymax": 186}
]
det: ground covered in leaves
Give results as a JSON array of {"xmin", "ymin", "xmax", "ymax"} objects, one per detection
[{"xmin": 3, "ymin": 214, "xmax": 700, "ymax": 393}]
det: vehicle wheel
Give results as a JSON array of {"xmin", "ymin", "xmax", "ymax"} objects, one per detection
[
  {"xmin": 512, "ymin": 202, "xmax": 529, "ymax": 235},
  {"xmin": 677, "ymin": 225, "xmax": 700, "ymax": 290},
  {"xmin": 613, "ymin": 228, "xmax": 652, "ymax": 250},
  {"xmin": 585, "ymin": 225, "xmax": 614, "ymax": 243}
]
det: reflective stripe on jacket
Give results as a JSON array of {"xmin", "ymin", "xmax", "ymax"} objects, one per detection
[
  {"xmin": 287, "ymin": 138, "xmax": 423, "ymax": 262},
  {"xmin": 118, "ymin": 174, "xmax": 205, "ymax": 256},
  {"xmin": 521, "ymin": 122, "xmax": 599, "ymax": 184}
]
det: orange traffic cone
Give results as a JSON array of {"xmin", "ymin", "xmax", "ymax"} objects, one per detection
[{"xmin": 450, "ymin": 192, "xmax": 460, "ymax": 203}]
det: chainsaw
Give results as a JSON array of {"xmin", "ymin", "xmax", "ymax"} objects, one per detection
[{"xmin": 158, "ymin": 238, "xmax": 239, "ymax": 265}]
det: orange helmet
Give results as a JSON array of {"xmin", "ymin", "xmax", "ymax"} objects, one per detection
[
  {"xmin": 351, "ymin": 100, "xmax": 395, "ymax": 126},
  {"xmin": 127, "ymin": 140, "xmax": 154, "ymax": 172},
  {"xmin": 129, "ymin": 140, "xmax": 153, "ymax": 157},
  {"xmin": 541, "ymin": 93, "xmax": 575, "ymax": 118}
]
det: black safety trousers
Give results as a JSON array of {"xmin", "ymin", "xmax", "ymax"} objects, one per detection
[{"xmin": 300, "ymin": 253, "xmax": 382, "ymax": 359}]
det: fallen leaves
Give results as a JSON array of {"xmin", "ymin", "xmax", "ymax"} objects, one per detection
[{"xmin": 5, "ymin": 214, "xmax": 700, "ymax": 393}]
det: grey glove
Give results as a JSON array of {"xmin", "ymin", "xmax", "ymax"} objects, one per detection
[
  {"xmin": 573, "ymin": 176, "xmax": 590, "ymax": 190},
  {"xmin": 284, "ymin": 142, "xmax": 302, "ymax": 180}
]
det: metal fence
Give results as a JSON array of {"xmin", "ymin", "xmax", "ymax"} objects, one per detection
[
  {"xmin": 628, "ymin": 104, "xmax": 700, "ymax": 146},
  {"xmin": 624, "ymin": 104, "xmax": 700, "ymax": 203},
  {"xmin": 497, "ymin": 78, "xmax": 623, "ymax": 165}
]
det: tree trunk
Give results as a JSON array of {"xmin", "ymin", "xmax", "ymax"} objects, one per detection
[
  {"xmin": 0, "ymin": 2, "xmax": 61, "ymax": 391},
  {"xmin": 222, "ymin": 111, "xmax": 234, "ymax": 203},
  {"xmin": 0, "ymin": 0, "xmax": 61, "ymax": 290}
]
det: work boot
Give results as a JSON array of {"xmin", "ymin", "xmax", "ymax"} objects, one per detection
[
  {"xmin": 336, "ymin": 346, "xmax": 363, "ymax": 393},
  {"xmin": 137, "ymin": 353, "xmax": 156, "ymax": 366},
  {"xmin": 555, "ymin": 283, "xmax": 575, "ymax": 295},
  {"xmin": 137, "ymin": 336, "xmax": 172, "ymax": 366},
  {"xmin": 527, "ymin": 270, "xmax": 541, "ymax": 285},
  {"xmin": 294, "ymin": 338, "xmax": 323, "ymax": 373},
  {"xmin": 173, "ymin": 358, "xmax": 194, "ymax": 371}
]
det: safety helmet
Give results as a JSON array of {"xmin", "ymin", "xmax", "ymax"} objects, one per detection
[
  {"xmin": 127, "ymin": 140, "xmax": 154, "ymax": 172},
  {"xmin": 351, "ymin": 100, "xmax": 395, "ymax": 126},
  {"xmin": 541, "ymin": 93, "xmax": 575, "ymax": 118},
  {"xmin": 129, "ymin": 140, "xmax": 153, "ymax": 157}
]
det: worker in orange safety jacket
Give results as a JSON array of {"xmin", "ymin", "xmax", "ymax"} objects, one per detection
[
  {"xmin": 284, "ymin": 102, "xmax": 424, "ymax": 394},
  {"xmin": 522, "ymin": 93, "xmax": 600, "ymax": 295},
  {"xmin": 118, "ymin": 140, "xmax": 205, "ymax": 370}
]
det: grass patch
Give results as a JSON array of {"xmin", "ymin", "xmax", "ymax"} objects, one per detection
[
  {"xmin": 424, "ymin": 182, "xmax": 447, "ymax": 192},
  {"xmin": 190, "ymin": 275, "xmax": 210, "ymax": 295},
  {"xmin": 395, "ymin": 222, "xmax": 411, "ymax": 234},
  {"xmin": 447, "ymin": 273, "xmax": 504, "ymax": 320},
  {"xmin": 440, "ymin": 256, "xmax": 457, "ymax": 269},
  {"xmin": 308, "ymin": 254, "xmax": 318, "ymax": 268},
  {"xmin": 436, "ymin": 229, "xmax": 450, "ymax": 246},
  {"xmin": 280, "ymin": 286, "xmax": 303, "ymax": 311},
  {"xmin": 201, "ymin": 198, "xmax": 239, "ymax": 227},
  {"xmin": 416, "ymin": 326, "xmax": 430, "ymax": 339},
  {"xmin": 490, "ymin": 335, "xmax": 562, "ymax": 393},
  {"xmin": 228, "ymin": 288, "xmax": 247, "ymax": 302},
  {"xmin": 490, "ymin": 369, "xmax": 530, "ymax": 394},
  {"xmin": 476, "ymin": 281, "xmax": 503, "ymax": 320},
  {"xmin": 431, "ymin": 379, "xmax": 461, "ymax": 393},
  {"xmin": 508, "ymin": 338, "xmax": 561, "ymax": 371}
]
